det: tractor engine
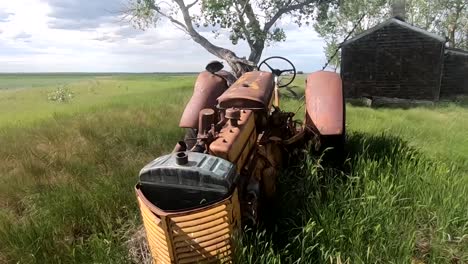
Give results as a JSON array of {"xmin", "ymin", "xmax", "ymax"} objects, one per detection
[
  {"xmin": 207, "ymin": 107, "xmax": 283, "ymax": 224},
  {"xmin": 185, "ymin": 71, "xmax": 289, "ymax": 224}
]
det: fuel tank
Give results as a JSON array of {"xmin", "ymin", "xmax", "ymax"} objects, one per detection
[
  {"xmin": 217, "ymin": 71, "xmax": 274, "ymax": 109},
  {"xmin": 179, "ymin": 71, "xmax": 228, "ymax": 128}
]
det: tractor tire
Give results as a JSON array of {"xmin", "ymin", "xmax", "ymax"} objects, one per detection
[{"xmin": 320, "ymin": 133, "xmax": 346, "ymax": 167}]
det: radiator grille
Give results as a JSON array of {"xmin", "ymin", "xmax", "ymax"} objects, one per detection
[
  {"xmin": 171, "ymin": 203, "xmax": 236, "ymax": 263},
  {"xmin": 138, "ymin": 196, "xmax": 171, "ymax": 264},
  {"xmin": 137, "ymin": 187, "xmax": 240, "ymax": 264}
]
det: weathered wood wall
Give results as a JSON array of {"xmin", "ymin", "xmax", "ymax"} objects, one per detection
[
  {"xmin": 440, "ymin": 49, "xmax": 468, "ymax": 98},
  {"xmin": 341, "ymin": 23, "xmax": 444, "ymax": 100}
]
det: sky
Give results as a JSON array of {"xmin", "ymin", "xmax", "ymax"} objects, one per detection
[{"xmin": 0, "ymin": 0, "xmax": 327, "ymax": 73}]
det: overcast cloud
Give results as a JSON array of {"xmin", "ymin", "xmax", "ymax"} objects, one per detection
[
  {"xmin": 45, "ymin": 0, "xmax": 125, "ymax": 29},
  {"xmin": 0, "ymin": 0, "xmax": 327, "ymax": 72},
  {"xmin": 0, "ymin": 9, "xmax": 14, "ymax": 22},
  {"xmin": 13, "ymin": 31, "xmax": 32, "ymax": 40}
]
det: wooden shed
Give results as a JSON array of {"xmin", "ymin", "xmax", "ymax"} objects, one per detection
[
  {"xmin": 440, "ymin": 48, "xmax": 468, "ymax": 99},
  {"xmin": 341, "ymin": 18, "xmax": 446, "ymax": 100}
]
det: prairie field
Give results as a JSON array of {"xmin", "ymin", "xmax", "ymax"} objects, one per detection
[{"xmin": 0, "ymin": 73, "xmax": 467, "ymax": 263}]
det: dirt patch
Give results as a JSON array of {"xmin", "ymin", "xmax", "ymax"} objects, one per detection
[{"xmin": 126, "ymin": 225, "xmax": 152, "ymax": 264}]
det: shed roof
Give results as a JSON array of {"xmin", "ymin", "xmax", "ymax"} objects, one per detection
[
  {"xmin": 446, "ymin": 47, "xmax": 468, "ymax": 57},
  {"xmin": 341, "ymin": 17, "xmax": 446, "ymax": 46}
]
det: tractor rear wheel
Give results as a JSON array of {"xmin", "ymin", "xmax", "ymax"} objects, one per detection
[{"xmin": 320, "ymin": 133, "xmax": 346, "ymax": 167}]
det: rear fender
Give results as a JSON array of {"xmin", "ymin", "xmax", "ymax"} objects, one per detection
[
  {"xmin": 179, "ymin": 71, "xmax": 228, "ymax": 128},
  {"xmin": 305, "ymin": 71, "xmax": 344, "ymax": 136}
]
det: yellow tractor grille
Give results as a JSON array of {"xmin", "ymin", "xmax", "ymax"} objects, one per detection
[
  {"xmin": 136, "ymin": 186, "xmax": 241, "ymax": 264},
  {"xmin": 138, "ymin": 195, "xmax": 172, "ymax": 264},
  {"xmin": 171, "ymin": 204, "xmax": 234, "ymax": 263}
]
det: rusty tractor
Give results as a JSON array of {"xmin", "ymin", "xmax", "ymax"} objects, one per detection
[{"xmin": 135, "ymin": 56, "xmax": 345, "ymax": 263}]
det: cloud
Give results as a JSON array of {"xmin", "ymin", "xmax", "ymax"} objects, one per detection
[
  {"xmin": 0, "ymin": 0, "xmax": 327, "ymax": 72},
  {"xmin": 13, "ymin": 32, "xmax": 32, "ymax": 40},
  {"xmin": 44, "ymin": 0, "xmax": 125, "ymax": 30},
  {"xmin": 91, "ymin": 25, "xmax": 145, "ymax": 43},
  {"xmin": 116, "ymin": 25, "xmax": 143, "ymax": 38},
  {"xmin": 92, "ymin": 34, "xmax": 120, "ymax": 43},
  {"xmin": 0, "ymin": 9, "xmax": 14, "ymax": 22}
]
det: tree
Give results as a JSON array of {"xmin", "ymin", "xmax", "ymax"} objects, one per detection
[
  {"xmin": 314, "ymin": 0, "xmax": 390, "ymax": 69},
  {"xmin": 315, "ymin": 0, "xmax": 468, "ymax": 68},
  {"xmin": 127, "ymin": 0, "xmax": 335, "ymax": 76},
  {"xmin": 407, "ymin": 0, "xmax": 467, "ymax": 49}
]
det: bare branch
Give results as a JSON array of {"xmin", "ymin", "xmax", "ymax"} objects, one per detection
[
  {"xmin": 187, "ymin": 0, "xmax": 199, "ymax": 9},
  {"xmin": 147, "ymin": 2, "xmax": 188, "ymax": 33},
  {"xmin": 158, "ymin": 12, "xmax": 188, "ymax": 32},
  {"xmin": 171, "ymin": 0, "xmax": 239, "ymax": 59},
  {"xmin": 264, "ymin": 0, "xmax": 316, "ymax": 32}
]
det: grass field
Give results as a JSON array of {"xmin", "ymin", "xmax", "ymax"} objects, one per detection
[{"xmin": 0, "ymin": 74, "xmax": 467, "ymax": 263}]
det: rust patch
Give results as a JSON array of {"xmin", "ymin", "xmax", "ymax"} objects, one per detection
[{"xmin": 217, "ymin": 71, "xmax": 274, "ymax": 109}]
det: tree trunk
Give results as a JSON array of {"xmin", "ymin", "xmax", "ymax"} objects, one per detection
[
  {"xmin": 222, "ymin": 43, "xmax": 264, "ymax": 78},
  {"xmin": 248, "ymin": 43, "xmax": 265, "ymax": 65},
  {"xmin": 170, "ymin": 0, "xmax": 257, "ymax": 78},
  {"xmin": 225, "ymin": 59, "xmax": 254, "ymax": 78},
  {"xmin": 222, "ymin": 42, "xmax": 265, "ymax": 77}
]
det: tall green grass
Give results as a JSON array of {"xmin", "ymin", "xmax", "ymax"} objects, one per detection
[
  {"xmin": 0, "ymin": 74, "xmax": 466, "ymax": 263},
  {"xmin": 0, "ymin": 75, "xmax": 191, "ymax": 263},
  {"xmin": 236, "ymin": 133, "xmax": 467, "ymax": 263},
  {"xmin": 0, "ymin": 74, "xmax": 194, "ymax": 128}
]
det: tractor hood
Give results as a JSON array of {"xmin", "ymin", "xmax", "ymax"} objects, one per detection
[{"xmin": 217, "ymin": 71, "xmax": 275, "ymax": 109}]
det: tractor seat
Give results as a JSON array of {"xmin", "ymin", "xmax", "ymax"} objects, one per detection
[{"xmin": 217, "ymin": 71, "xmax": 274, "ymax": 109}]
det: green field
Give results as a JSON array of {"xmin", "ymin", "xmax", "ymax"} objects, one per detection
[{"xmin": 0, "ymin": 74, "xmax": 467, "ymax": 263}]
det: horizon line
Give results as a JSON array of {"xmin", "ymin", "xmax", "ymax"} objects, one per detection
[{"xmin": 0, "ymin": 71, "xmax": 201, "ymax": 74}]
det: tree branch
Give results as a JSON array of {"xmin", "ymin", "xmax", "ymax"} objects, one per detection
[
  {"xmin": 158, "ymin": 12, "xmax": 188, "ymax": 32},
  {"xmin": 240, "ymin": 0, "xmax": 262, "ymax": 34},
  {"xmin": 264, "ymin": 0, "xmax": 316, "ymax": 32},
  {"xmin": 235, "ymin": 0, "xmax": 267, "ymax": 62},
  {"xmin": 146, "ymin": 2, "xmax": 188, "ymax": 33},
  {"xmin": 186, "ymin": 0, "xmax": 199, "ymax": 9},
  {"xmin": 448, "ymin": 2, "xmax": 465, "ymax": 47},
  {"xmin": 233, "ymin": 0, "xmax": 255, "ymax": 49},
  {"xmin": 170, "ymin": 0, "xmax": 256, "ymax": 70}
]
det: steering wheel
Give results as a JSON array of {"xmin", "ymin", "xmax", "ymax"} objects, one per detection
[{"xmin": 258, "ymin": 56, "xmax": 296, "ymax": 88}]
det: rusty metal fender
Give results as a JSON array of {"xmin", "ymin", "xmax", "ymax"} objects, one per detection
[
  {"xmin": 305, "ymin": 71, "xmax": 344, "ymax": 136},
  {"xmin": 179, "ymin": 71, "xmax": 228, "ymax": 128}
]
